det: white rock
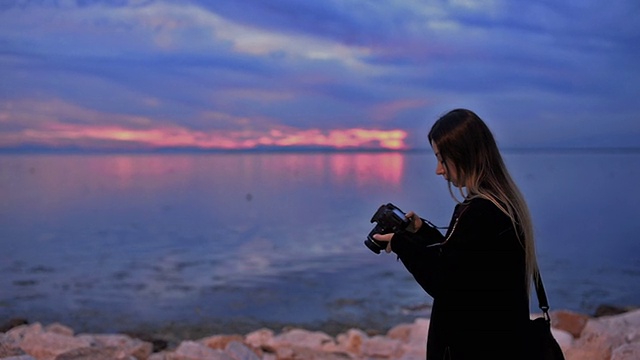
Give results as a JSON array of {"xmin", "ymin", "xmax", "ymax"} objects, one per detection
[
  {"xmin": 551, "ymin": 327, "xmax": 574, "ymax": 352},
  {"xmin": 270, "ymin": 328, "xmax": 334, "ymax": 350},
  {"xmin": 169, "ymin": 340, "xmax": 233, "ymax": 360},
  {"xmin": 19, "ymin": 330, "xmax": 93, "ymax": 360},
  {"xmin": 244, "ymin": 328, "xmax": 274, "ymax": 349},
  {"xmin": 224, "ymin": 340, "xmax": 261, "ymax": 360},
  {"xmin": 611, "ymin": 343, "xmax": 640, "ymax": 360},
  {"xmin": 362, "ymin": 335, "xmax": 401, "ymax": 358},
  {"xmin": 335, "ymin": 328, "xmax": 368, "ymax": 356}
]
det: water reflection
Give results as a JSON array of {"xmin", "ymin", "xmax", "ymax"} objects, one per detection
[
  {"xmin": 1, "ymin": 151, "xmax": 638, "ymax": 335},
  {"xmin": 1, "ymin": 153, "xmax": 404, "ymax": 209},
  {"xmin": 330, "ymin": 153, "xmax": 403, "ymax": 189},
  {"xmin": 107, "ymin": 155, "xmax": 196, "ymax": 190}
]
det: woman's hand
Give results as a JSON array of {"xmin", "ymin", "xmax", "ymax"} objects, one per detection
[
  {"xmin": 405, "ymin": 211, "xmax": 423, "ymax": 233},
  {"xmin": 372, "ymin": 233, "xmax": 394, "ymax": 253},
  {"xmin": 372, "ymin": 211, "xmax": 423, "ymax": 254}
]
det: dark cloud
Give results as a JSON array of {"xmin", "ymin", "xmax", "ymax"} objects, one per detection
[{"xmin": 192, "ymin": 0, "xmax": 393, "ymax": 44}]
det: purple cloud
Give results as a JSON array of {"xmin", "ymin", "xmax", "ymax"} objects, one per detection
[{"xmin": 0, "ymin": 0, "xmax": 638, "ymax": 150}]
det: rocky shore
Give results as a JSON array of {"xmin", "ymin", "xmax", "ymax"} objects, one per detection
[{"xmin": 1, "ymin": 308, "xmax": 639, "ymax": 360}]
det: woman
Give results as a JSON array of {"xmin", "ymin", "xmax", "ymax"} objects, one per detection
[{"xmin": 373, "ymin": 108, "xmax": 538, "ymax": 359}]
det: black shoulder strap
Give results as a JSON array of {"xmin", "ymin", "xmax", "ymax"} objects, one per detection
[{"xmin": 534, "ymin": 268, "xmax": 551, "ymax": 322}]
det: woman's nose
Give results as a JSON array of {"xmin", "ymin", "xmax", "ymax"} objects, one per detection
[{"xmin": 436, "ymin": 162, "xmax": 445, "ymax": 176}]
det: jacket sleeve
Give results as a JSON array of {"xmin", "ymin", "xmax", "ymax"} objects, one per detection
[{"xmin": 391, "ymin": 219, "xmax": 446, "ymax": 297}]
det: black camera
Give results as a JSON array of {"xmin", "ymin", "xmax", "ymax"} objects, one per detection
[{"xmin": 364, "ymin": 203, "xmax": 411, "ymax": 254}]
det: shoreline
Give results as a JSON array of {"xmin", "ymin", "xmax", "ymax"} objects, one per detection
[
  {"xmin": 2, "ymin": 308, "xmax": 640, "ymax": 360},
  {"xmin": 2, "ymin": 303, "xmax": 634, "ymax": 344},
  {"xmin": 1, "ymin": 316, "xmax": 401, "ymax": 350}
]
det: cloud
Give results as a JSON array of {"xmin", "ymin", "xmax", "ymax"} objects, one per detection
[
  {"xmin": 0, "ymin": 0, "xmax": 639, "ymax": 151},
  {"xmin": 0, "ymin": 98, "xmax": 407, "ymax": 150}
]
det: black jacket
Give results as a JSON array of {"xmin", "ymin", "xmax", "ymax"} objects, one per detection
[{"xmin": 391, "ymin": 198, "xmax": 531, "ymax": 359}]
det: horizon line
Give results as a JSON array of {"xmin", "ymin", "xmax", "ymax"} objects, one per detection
[{"xmin": 1, "ymin": 145, "xmax": 640, "ymax": 155}]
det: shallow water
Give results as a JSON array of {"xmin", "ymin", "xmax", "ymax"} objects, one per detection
[{"xmin": 1, "ymin": 151, "xmax": 639, "ymax": 335}]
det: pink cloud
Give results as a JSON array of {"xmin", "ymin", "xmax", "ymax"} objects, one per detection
[{"xmin": 0, "ymin": 99, "xmax": 408, "ymax": 151}]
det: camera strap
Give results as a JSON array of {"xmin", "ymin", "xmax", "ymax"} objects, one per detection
[{"xmin": 424, "ymin": 205, "xmax": 470, "ymax": 248}]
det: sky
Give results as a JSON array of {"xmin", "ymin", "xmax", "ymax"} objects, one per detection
[{"xmin": 0, "ymin": 0, "xmax": 639, "ymax": 151}]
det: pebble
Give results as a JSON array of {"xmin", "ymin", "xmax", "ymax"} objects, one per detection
[{"xmin": 1, "ymin": 309, "xmax": 639, "ymax": 360}]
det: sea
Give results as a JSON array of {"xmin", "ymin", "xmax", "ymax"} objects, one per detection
[{"xmin": 1, "ymin": 150, "xmax": 639, "ymax": 337}]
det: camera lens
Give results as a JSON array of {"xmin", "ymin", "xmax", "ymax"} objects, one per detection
[{"xmin": 364, "ymin": 238, "xmax": 383, "ymax": 254}]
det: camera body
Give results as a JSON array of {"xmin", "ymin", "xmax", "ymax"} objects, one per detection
[{"xmin": 364, "ymin": 203, "xmax": 410, "ymax": 254}]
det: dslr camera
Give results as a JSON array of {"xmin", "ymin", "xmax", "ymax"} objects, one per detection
[{"xmin": 364, "ymin": 203, "xmax": 411, "ymax": 254}]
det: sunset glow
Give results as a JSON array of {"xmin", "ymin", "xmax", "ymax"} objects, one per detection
[{"xmin": 6, "ymin": 123, "xmax": 408, "ymax": 151}]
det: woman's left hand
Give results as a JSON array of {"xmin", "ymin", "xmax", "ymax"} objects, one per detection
[{"xmin": 372, "ymin": 233, "xmax": 394, "ymax": 253}]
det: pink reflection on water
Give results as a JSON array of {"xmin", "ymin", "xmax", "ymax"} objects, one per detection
[
  {"xmin": 1, "ymin": 153, "xmax": 405, "ymax": 219},
  {"xmin": 104, "ymin": 155, "xmax": 196, "ymax": 191},
  {"xmin": 1, "ymin": 155, "xmax": 197, "ymax": 215},
  {"xmin": 203, "ymin": 153, "xmax": 404, "ymax": 193},
  {"xmin": 329, "ymin": 153, "xmax": 404, "ymax": 190}
]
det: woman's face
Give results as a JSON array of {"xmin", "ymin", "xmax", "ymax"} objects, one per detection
[{"xmin": 431, "ymin": 142, "xmax": 458, "ymax": 185}]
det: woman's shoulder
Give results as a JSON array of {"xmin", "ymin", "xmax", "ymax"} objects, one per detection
[
  {"xmin": 462, "ymin": 196, "xmax": 499, "ymax": 210},
  {"xmin": 459, "ymin": 196, "xmax": 518, "ymax": 244},
  {"xmin": 460, "ymin": 196, "xmax": 510, "ymax": 221}
]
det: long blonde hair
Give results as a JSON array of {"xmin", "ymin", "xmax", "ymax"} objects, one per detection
[{"xmin": 428, "ymin": 108, "xmax": 538, "ymax": 297}]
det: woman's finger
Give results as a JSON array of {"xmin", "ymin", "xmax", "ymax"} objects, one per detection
[{"xmin": 373, "ymin": 232, "xmax": 394, "ymax": 242}]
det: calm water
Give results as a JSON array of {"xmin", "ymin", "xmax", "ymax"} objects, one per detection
[{"xmin": 1, "ymin": 151, "xmax": 639, "ymax": 336}]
